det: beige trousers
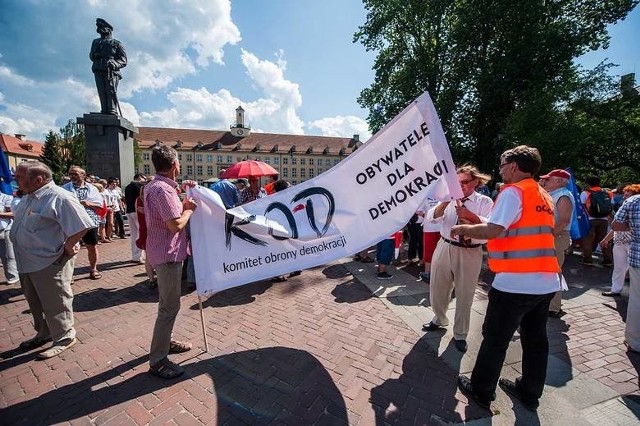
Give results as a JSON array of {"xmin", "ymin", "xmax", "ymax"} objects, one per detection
[
  {"xmin": 429, "ymin": 239, "xmax": 483, "ymax": 340},
  {"xmin": 550, "ymin": 231, "xmax": 571, "ymax": 313},
  {"xmin": 149, "ymin": 262, "xmax": 183, "ymax": 365},
  {"xmin": 19, "ymin": 254, "xmax": 76, "ymax": 343}
]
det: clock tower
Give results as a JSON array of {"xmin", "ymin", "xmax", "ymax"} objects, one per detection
[{"xmin": 230, "ymin": 105, "xmax": 251, "ymax": 137}]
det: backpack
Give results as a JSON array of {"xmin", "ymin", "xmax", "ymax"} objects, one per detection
[{"xmin": 588, "ymin": 189, "xmax": 612, "ymax": 218}]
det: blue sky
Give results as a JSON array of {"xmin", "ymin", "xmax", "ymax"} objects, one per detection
[{"xmin": 0, "ymin": 1, "xmax": 637, "ymax": 142}]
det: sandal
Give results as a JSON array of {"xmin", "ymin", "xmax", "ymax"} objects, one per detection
[
  {"xmin": 169, "ymin": 340, "xmax": 192, "ymax": 354},
  {"xmin": 149, "ymin": 358, "xmax": 184, "ymax": 379},
  {"xmin": 89, "ymin": 271, "xmax": 102, "ymax": 280}
]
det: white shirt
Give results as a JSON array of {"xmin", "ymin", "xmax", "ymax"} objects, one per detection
[
  {"xmin": 489, "ymin": 186, "xmax": 561, "ymax": 294},
  {"xmin": 426, "ymin": 191, "xmax": 493, "ymax": 244},
  {"xmin": 420, "ymin": 198, "xmax": 441, "ymax": 232},
  {"xmin": 0, "ymin": 193, "xmax": 13, "ymax": 230}
]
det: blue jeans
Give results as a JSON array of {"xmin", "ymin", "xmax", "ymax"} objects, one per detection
[{"xmin": 471, "ymin": 288, "xmax": 554, "ymax": 403}]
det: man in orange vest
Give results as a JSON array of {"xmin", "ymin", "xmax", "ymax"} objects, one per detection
[{"xmin": 450, "ymin": 145, "xmax": 560, "ymax": 412}]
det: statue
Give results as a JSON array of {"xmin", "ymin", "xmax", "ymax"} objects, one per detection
[{"xmin": 90, "ymin": 18, "xmax": 127, "ymax": 115}]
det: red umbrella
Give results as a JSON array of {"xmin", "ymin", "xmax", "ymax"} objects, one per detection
[{"xmin": 222, "ymin": 160, "xmax": 279, "ymax": 178}]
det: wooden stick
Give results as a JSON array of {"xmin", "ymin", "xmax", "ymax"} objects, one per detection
[{"xmin": 198, "ymin": 295, "xmax": 209, "ymax": 353}]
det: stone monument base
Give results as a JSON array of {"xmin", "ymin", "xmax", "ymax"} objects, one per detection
[{"xmin": 77, "ymin": 113, "xmax": 137, "ymax": 184}]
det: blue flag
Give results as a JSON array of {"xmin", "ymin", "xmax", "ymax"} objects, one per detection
[
  {"xmin": 0, "ymin": 152, "xmax": 13, "ymax": 195},
  {"xmin": 566, "ymin": 167, "xmax": 590, "ymax": 240}
]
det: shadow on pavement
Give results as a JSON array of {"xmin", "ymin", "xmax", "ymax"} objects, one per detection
[
  {"xmin": 1, "ymin": 347, "xmax": 348, "ymax": 425},
  {"xmin": 0, "ymin": 286, "xmax": 23, "ymax": 307},
  {"xmin": 191, "ymin": 280, "xmax": 273, "ymax": 310},
  {"xmin": 370, "ymin": 337, "xmax": 488, "ymax": 424},
  {"xmin": 72, "ymin": 282, "xmax": 159, "ymax": 312},
  {"xmin": 331, "ymin": 280, "xmax": 374, "ymax": 304}
]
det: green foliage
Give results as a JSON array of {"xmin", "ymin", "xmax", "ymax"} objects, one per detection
[
  {"xmin": 59, "ymin": 120, "xmax": 86, "ymax": 170},
  {"xmin": 355, "ymin": 0, "xmax": 639, "ymax": 184},
  {"xmin": 40, "ymin": 131, "xmax": 65, "ymax": 184},
  {"xmin": 133, "ymin": 139, "xmax": 142, "ymax": 172}
]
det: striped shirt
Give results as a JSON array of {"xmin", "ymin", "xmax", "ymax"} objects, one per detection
[
  {"xmin": 143, "ymin": 175, "xmax": 188, "ymax": 267},
  {"xmin": 614, "ymin": 194, "xmax": 640, "ymax": 268}
]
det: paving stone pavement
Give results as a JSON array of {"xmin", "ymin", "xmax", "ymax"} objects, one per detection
[{"xmin": 0, "ymin": 239, "xmax": 638, "ymax": 425}]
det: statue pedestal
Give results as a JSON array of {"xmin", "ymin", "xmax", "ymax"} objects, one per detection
[{"xmin": 77, "ymin": 113, "xmax": 137, "ymax": 183}]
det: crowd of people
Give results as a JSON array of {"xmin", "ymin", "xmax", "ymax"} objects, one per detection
[{"xmin": 2, "ymin": 144, "xmax": 639, "ymax": 412}]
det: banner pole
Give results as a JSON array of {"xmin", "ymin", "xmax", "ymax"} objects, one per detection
[{"xmin": 198, "ymin": 296, "xmax": 209, "ymax": 352}]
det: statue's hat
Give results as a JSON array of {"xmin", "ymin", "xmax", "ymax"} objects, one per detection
[{"xmin": 96, "ymin": 18, "xmax": 113, "ymax": 30}]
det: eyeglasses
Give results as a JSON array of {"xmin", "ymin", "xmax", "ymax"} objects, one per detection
[
  {"xmin": 459, "ymin": 178, "xmax": 477, "ymax": 185},
  {"xmin": 499, "ymin": 162, "xmax": 512, "ymax": 169},
  {"xmin": 69, "ymin": 172, "xmax": 82, "ymax": 176}
]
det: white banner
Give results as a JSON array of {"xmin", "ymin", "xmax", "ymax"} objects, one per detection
[{"xmin": 189, "ymin": 92, "xmax": 463, "ymax": 295}]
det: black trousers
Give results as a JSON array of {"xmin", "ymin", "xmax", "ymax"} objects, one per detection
[
  {"xmin": 407, "ymin": 222, "xmax": 423, "ymax": 260},
  {"xmin": 471, "ymin": 288, "xmax": 554, "ymax": 403},
  {"xmin": 114, "ymin": 211, "xmax": 125, "ymax": 237}
]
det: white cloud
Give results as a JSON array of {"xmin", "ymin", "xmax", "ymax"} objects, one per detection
[
  {"xmin": 307, "ymin": 115, "xmax": 372, "ymax": 141},
  {"xmin": 140, "ymin": 49, "xmax": 306, "ymax": 135}
]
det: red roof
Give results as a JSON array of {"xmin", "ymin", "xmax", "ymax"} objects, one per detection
[
  {"xmin": 0, "ymin": 133, "xmax": 44, "ymax": 158},
  {"xmin": 136, "ymin": 127, "xmax": 361, "ymax": 155}
]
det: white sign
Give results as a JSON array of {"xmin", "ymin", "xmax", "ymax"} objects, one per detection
[{"xmin": 189, "ymin": 92, "xmax": 463, "ymax": 295}]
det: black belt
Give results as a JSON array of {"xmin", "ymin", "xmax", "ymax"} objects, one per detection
[{"xmin": 441, "ymin": 236, "xmax": 481, "ymax": 248}]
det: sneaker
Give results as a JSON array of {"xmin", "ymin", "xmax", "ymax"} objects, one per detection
[
  {"xmin": 419, "ymin": 272, "xmax": 431, "ymax": 282},
  {"xmin": 377, "ymin": 271, "xmax": 393, "ymax": 280},
  {"xmin": 7, "ymin": 278, "xmax": 20, "ymax": 285},
  {"xmin": 37, "ymin": 337, "xmax": 78, "ymax": 360}
]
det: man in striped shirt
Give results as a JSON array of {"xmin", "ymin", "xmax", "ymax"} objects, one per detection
[{"xmin": 144, "ymin": 145, "xmax": 197, "ymax": 379}]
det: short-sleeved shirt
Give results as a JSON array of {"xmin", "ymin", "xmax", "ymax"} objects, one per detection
[
  {"xmin": 426, "ymin": 191, "xmax": 494, "ymax": 244},
  {"xmin": 144, "ymin": 174, "xmax": 188, "ymax": 267},
  {"xmin": 124, "ymin": 181, "xmax": 143, "ymax": 213},
  {"xmin": 62, "ymin": 182, "xmax": 101, "ymax": 226},
  {"xmin": 210, "ymin": 180, "xmax": 238, "ymax": 209},
  {"xmin": 0, "ymin": 193, "xmax": 13, "ymax": 230},
  {"xmin": 488, "ymin": 186, "xmax": 561, "ymax": 294},
  {"xmin": 614, "ymin": 194, "xmax": 640, "ymax": 268},
  {"xmin": 9, "ymin": 181, "xmax": 95, "ymax": 273}
]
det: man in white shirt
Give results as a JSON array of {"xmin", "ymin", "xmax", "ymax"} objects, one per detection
[
  {"xmin": 422, "ymin": 165, "xmax": 494, "ymax": 353},
  {"xmin": 452, "ymin": 145, "xmax": 560, "ymax": 412},
  {"xmin": 0, "ymin": 191, "xmax": 19, "ymax": 284}
]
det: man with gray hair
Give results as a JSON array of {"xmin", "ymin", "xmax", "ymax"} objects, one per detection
[
  {"xmin": 10, "ymin": 161, "xmax": 95, "ymax": 359},
  {"xmin": 539, "ymin": 169, "xmax": 574, "ymax": 318}
]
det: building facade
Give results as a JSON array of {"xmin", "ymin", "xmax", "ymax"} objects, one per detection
[{"xmin": 1, "ymin": 133, "xmax": 44, "ymax": 171}]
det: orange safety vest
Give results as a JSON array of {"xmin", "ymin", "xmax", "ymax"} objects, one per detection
[{"xmin": 487, "ymin": 178, "xmax": 560, "ymax": 273}]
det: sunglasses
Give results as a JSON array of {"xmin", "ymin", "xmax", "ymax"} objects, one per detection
[{"xmin": 459, "ymin": 178, "xmax": 477, "ymax": 185}]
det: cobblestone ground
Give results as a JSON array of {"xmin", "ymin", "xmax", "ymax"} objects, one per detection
[{"xmin": 0, "ymin": 238, "xmax": 488, "ymax": 425}]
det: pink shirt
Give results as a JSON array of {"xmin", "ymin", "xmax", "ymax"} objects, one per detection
[{"xmin": 144, "ymin": 175, "xmax": 188, "ymax": 267}]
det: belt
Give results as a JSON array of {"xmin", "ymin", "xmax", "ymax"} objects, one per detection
[{"xmin": 441, "ymin": 236, "xmax": 481, "ymax": 248}]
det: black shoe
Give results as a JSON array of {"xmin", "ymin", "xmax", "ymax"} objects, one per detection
[
  {"xmin": 457, "ymin": 375, "xmax": 491, "ymax": 409},
  {"xmin": 422, "ymin": 321, "xmax": 444, "ymax": 332},
  {"xmin": 498, "ymin": 378, "xmax": 539, "ymax": 412},
  {"xmin": 602, "ymin": 291, "xmax": 622, "ymax": 297},
  {"xmin": 454, "ymin": 339, "xmax": 468, "ymax": 353},
  {"xmin": 548, "ymin": 310, "xmax": 566, "ymax": 318},
  {"xmin": 602, "ymin": 262, "xmax": 613, "ymax": 267}
]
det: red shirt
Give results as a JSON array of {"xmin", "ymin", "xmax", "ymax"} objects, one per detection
[{"xmin": 143, "ymin": 175, "xmax": 188, "ymax": 267}]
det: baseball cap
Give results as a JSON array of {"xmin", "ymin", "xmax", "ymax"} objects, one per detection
[{"xmin": 540, "ymin": 169, "xmax": 570, "ymax": 180}]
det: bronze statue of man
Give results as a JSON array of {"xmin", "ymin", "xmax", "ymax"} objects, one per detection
[{"xmin": 90, "ymin": 18, "xmax": 127, "ymax": 115}]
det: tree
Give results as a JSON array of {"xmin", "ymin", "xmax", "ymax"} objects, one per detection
[
  {"xmin": 355, "ymin": 0, "xmax": 638, "ymax": 178},
  {"xmin": 40, "ymin": 131, "xmax": 65, "ymax": 184},
  {"xmin": 59, "ymin": 120, "xmax": 86, "ymax": 170},
  {"xmin": 133, "ymin": 139, "xmax": 142, "ymax": 172}
]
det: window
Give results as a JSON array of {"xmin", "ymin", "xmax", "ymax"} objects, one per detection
[
  {"xmin": 291, "ymin": 157, "xmax": 297, "ymax": 165},
  {"xmin": 226, "ymin": 155, "xmax": 233, "ymax": 163},
  {"xmin": 334, "ymin": 159, "xmax": 340, "ymax": 166},
  {"xmin": 178, "ymin": 154, "xmax": 183, "ymax": 161},
  {"xmin": 196, "ymin": 154, "xmax": 203, "ymax": 162},
  {"xmin": 217, "ymin": 155, "xmax": 223, "ymax": 163},
  {"xmin": 309, "ymin": 168, "xmax": 314, "ymax": 177},
  {"xmin": 291, "ymin": 169, "xmax": 297, "ymax": 178},
  {"xmin": 186, "ymin": 165, "xmax": 193, "ymax": 175},
  {"xmin": 325, "ymin": 159, "xmax": 331, "ymax": 166},
  {"xmin": 292, "ymin": 180, "xmax": 298, "ymax": 185},
  {"xmin": 143, "ymin": 164, "xmax": 150, "ymax": 175},
  {"xmin": 186, "ymin": 154, "xmax": 192, "ymax": 162},
  {"xmin": 207, "ymin": 154, "xmax": 213, "ymax": 163},
  {"xmin": 274, "ymin": 157, "xmax": 279, "ymax": 165},
  {"xmin": 318, "ymin": 168, "xmax": 323, "ymax": 174},
  {"xmin": 283, "ymin": 157, "xmax": 288, "ymax": 165},
  {"xmin": 300, "ymin": 168, "xmax": 306, "ymax": 178},
  {"xmin": 197, "ymin": 165, "xmax": 203, "ymax": 175},
  {"xmin": 143, "ymin": 153, "xmax": 150, "ymax": 161},
  {"xmin": 282, "ymin": 167, "xmax": 288, "ymax": 178},
  {"xmin": 300, "ymin": 158, "xmax": 306, "ymax": 165},
  {"xmin": 264, "ymin": 157, "xmax": 270, "ymax": 164}
]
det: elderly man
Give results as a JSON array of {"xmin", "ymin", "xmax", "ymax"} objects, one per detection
[
  {"xmin": 539, "ymin": 169, "xmax": 575, "ymax": 317},
  {"xmin": 145, "ymin": 145, "xmax": 197, "ymax": 379},
  {"xmin": 63, "ymin": 166, "xmax": 103, "ymax": 280},
  {"xmin": 422, "ymin": 165, "xmax": 494, "ymax": 353},
  {"xmin": 453, "ymin": 146, "xmax": 560, "ymax": 412},
  {"xmin": 612, "ymin": 190, "xmax": 640, "ymax": 353},
  {"xmin": 10, "ymin": 161, "xmax": 94, "ymax": 359}
]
